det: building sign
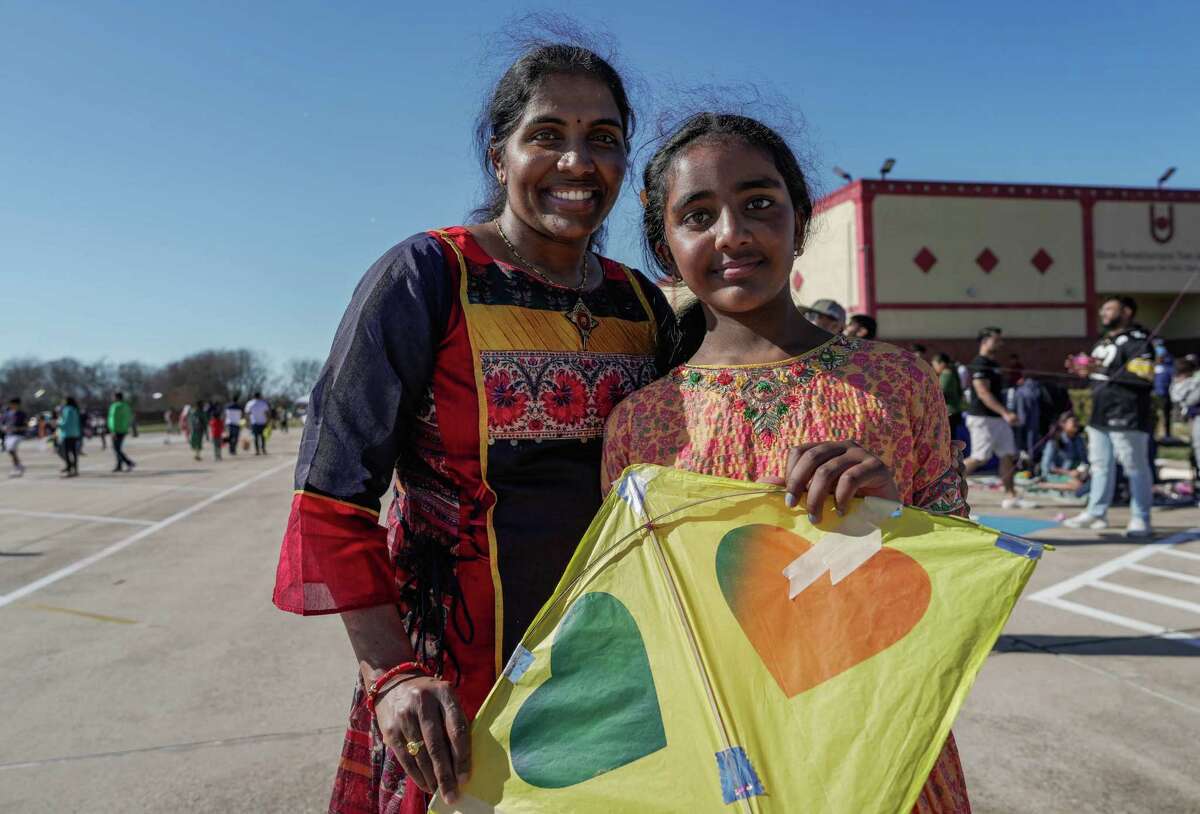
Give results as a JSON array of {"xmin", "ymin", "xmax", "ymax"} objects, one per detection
[{"xmin": 1094, "ymin": 201, "xmax": 1200, "ymax": 292}]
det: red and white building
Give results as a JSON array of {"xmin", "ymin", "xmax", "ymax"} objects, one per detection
[{"xmin": 792, "ymin": 180, "xmax": 1200, "ymax": 368}]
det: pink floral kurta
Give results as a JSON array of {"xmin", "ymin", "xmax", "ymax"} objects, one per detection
[{"xmin": 602, "ymin": 334, "xmax": 971, "ymax": 813}]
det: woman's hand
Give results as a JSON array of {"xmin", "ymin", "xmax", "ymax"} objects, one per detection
[
  {"xmin": 765, "ymin": 441, "xmax": 900, "ymax": 522},
  {"xmin": 373, "ymin": 674, "xmax": 471, "ymax": 804}
]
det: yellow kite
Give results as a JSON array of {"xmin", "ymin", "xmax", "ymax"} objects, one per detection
[{"xmin": 433, "ymin": 465, "xmax": 1042, "ymax": 813}]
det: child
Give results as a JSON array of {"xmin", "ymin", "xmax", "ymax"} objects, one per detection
[
  {"xmin": 602, "ymin": 113, "xmax": 969, "ymax": 812},
  {"xmin": 187, "ymin": 400, "xmax": 207, "ymax": 462},
  {"xmin": 208, "ymin": 403, "xmax": 225, "ymax": 461},
  {"xmin": 1036, "ymin": 412, "xmax": 1089, "ymax": 496}
]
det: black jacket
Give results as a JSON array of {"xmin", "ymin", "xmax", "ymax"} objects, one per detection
[{"xmin": 1089, "ymin": 324, "xmax": 1154, "ymax": 432}]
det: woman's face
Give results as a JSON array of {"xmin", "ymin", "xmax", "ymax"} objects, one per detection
[
  {"xmin": 495, "ymin": 73, "xmax": 627, "ymax": 243},
  {"xmin": 1063, "ymin": 416, "xmax": 1080, "ymax": 435},
  {"xmin": 661, "ymin": 138, "xmax": 802, "ymax": 315}
]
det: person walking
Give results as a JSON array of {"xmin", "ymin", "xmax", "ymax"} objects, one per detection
[
  {"xmin": 1153, "ymin": 338, "xmax": 1175, "ymax": 437},
  {"xmin": 931, "ymin": 352, "xmax": 965, "ymax": 440},
  {"xmin": 107, "ymin": 391, "xmax": 136, "ymax": 472},
  {"xmin": 223, "ymin": 396, "xmax": 243, "ymax": 455},
  {"xmin": 244, "ymin": 391, "xmax": 270, "ymax": 455},
  {"xmin": 57, "ymin": 396, "xmax": 82, "ymax": 477},
  {"xmin": 208, "ymin": 402, "xmax": 225, "ymax": 461},
  {"xmin": 1169, "ymin": 357, "xmax": 1200, "ymax": 482},
  {"xmin": 1064, "ymin": 296, "xmax": 1155, "ymax": 537},
  {"xmin": 3, "ymin": 397, "xmax": 28, "ymax": 477},
  {"xmin": 187, "ymin": 400, "xmax": 207, "ymax": 462},
  {"xmin": 962, "ymin": 328, "xmax": 1032, "ymax": 508}
]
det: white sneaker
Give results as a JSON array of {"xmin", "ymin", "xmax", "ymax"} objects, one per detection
[
  {"xmin": 1063, "ymin": 511, "xmax": 1107, "ymax": 530},
  {"xmin": 8, "ymin": 466, "xmax": 22, "ymax": 478},
  {"xmin": 1000, "ymin": 497, "xmax": 1039, "ymax": 510},
  {"xmin": 1124, "ymin": 518, "xmax": 1153, "ymax": 539}
]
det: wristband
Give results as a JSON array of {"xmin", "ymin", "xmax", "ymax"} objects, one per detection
[{"xmin": 365, "ymin": 660, "xmax": 435, "ymax": 718}]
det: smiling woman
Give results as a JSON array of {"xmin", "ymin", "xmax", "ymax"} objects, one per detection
[{"xmin": 271, "ymin": 39, "xmax": 693, "ymax": 814}]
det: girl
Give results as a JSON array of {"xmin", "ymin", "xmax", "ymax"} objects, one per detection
[
  {"xmin": 602, "ymin": 113, "xmax": 970, "ymax": 811},
  {"xmin": 208, "ymin": 403, "xmax": 225, "ymax": 461}
]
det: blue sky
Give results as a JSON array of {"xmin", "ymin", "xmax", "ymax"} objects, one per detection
[{"xmin": 3, "ymin": 1, "xmax": 1196, "ymax": 367}]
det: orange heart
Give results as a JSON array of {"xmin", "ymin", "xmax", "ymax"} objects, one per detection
[{"xmin": 716, "ymin": 524, "xmax": 930, "ymax": 697}]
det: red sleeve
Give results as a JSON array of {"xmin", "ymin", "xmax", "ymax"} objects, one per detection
[{"xmin": 273, "ymin": 492, "xmax": 401, "ymax": 615}]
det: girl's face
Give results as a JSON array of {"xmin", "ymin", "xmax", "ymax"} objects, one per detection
[
  {"xmin": 661, "ymin": 138, "xmax": 803, "ymax": 315},
  {"xmin": 494, "ymin": 74, "xmax": 627, "ymax": 244}
]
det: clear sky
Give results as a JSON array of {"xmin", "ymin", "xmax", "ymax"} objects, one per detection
[{"xmin": 3, "ymin": 1, "xmax": 1196, "ymax": 367}]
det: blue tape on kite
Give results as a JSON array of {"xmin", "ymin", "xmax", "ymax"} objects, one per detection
[
  {"xmin": 716, "ymin": 746, "xmax": 764, "ymax": 803},
  {"xmin": 995, "ymin": 534, "xmax": 1043, "ymax": 560},
  {"xmin": 502, "ymin": 645, "xmax": 534, "ymax": 683}
]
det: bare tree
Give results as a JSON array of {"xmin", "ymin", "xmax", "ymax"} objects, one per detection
[{"xmin": 283, "ymin": 358, "xmax": 322, "ymax": 402}]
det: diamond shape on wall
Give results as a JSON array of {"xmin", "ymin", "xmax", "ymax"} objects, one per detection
[
  {"xmin": 1031, "ymin": 249, "xmax": 1054, "ymax": 274},
  {"xmin": 975, "ymin": 248, "xmax": 998, "ymax": 273},
  {"xmin": 913, "ymin": 247, "xmax": 937, "ymax": 273}
]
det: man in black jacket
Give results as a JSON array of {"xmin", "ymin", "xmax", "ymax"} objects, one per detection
[{"xmin": 1063, "ymin": 296, "xmax": 1155, "ymax": 538}]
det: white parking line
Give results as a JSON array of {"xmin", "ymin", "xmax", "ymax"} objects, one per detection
[
  {"xmin": 0, "ymin": 461, "xmax": 291, "ymax": 610},
  {"xmin": 0, "ymin": 509, "xmax": 154, "ymax": 527},
  {"xmin": 1029, "ymin": 528, "xmax": 1200, "ymax": 648}
]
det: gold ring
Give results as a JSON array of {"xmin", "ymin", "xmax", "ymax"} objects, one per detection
[{"xmin": 405, "ymin": 740, "xmax": 423, "ymax": 757}]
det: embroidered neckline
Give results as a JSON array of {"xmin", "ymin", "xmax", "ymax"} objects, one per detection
[{"xmin": 673, "ymin": 335, "xmax": 861, "ymax": 443}]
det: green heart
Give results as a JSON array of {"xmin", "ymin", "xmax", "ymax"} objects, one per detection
[{"xmin": 510, "ymin": 591, "xmax": 667, "ymax": 788}]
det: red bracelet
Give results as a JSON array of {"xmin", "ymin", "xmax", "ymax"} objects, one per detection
[{"xmin": 365, "ymin": 660, "xmax": 434, "ymax": 718}]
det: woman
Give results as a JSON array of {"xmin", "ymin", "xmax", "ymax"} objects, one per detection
[
  {"xmin": 273, "ymin": 42, "xmax": 686, "ymax": 813},
  {"xmin": 57, "ymin": 397, "xmax": 82, "ymax": 477},
  {"xmin": 187, "ymin": 401, "xmax": 207, "ymax": 462},
  {"xmin": 602, "ymin": 113, "xmax": 971, "ymax": 811}
]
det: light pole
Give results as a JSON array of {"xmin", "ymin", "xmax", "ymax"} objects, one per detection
[
  {"xmin": 1157, "ymin": 167, "xmax": 1176, "ymax": 188},
  {"xmin": 880, "ymin": 158, "xmax": 896, "ymax": 180},
  {"xmin": 833, "ymin": 165, "xmax": 853, "ymax": 183}
]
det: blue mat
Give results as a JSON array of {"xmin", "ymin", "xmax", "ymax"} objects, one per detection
[{"xmin": 976, "ymin": 515, "xmax": 1059, "ymax": 537}]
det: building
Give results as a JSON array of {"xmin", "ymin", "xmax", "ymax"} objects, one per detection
[{"xmin": 792, "ymin": 179, "xmax": 1200, "ymax": 368}]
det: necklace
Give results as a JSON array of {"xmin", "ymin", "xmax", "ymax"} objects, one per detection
[
  {"xmin": 492, "ymin": 218, "xmax": 599, "ymax": 348},
  {"xmin": 493, "ymin": 218, "xmax": 588, "ymax": 292}
]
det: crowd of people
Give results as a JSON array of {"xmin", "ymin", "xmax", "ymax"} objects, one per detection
[
  {"xmin": 1, "ymin": 389, "xmax": 292, "ymax": 476},
  {"xmin": 806, "ymin": 292, "xmax": 1196, "ymax": 540}
]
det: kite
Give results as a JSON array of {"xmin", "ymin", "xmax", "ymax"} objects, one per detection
[{"xmin": 432, "ymin": 464, "xmax": 1043, "ymax": 813}]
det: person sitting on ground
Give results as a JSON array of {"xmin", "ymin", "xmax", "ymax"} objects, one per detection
[
  {"xmin": 843, "ymin": 313, "xmax": 877, "ymax": 340},
  {"xmin": 1038, "ymin": 412, "xmax": 1089, "ymax": 495}
]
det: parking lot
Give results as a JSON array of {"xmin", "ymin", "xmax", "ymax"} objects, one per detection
[{"xmin": 1, "ymin": 432, "xmax": 1197, "ymax": 812}]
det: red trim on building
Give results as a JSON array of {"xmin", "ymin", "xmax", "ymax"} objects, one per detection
[
  {"xmin": 1079, "ymin": 200, "xmax": 1098, "ymax": 336},
  {"xmin": 856, "ymin": 187, "xmax": 877, "ymax": 315},
  {"xmin": 877, "ymin": 302, "xmax": 1084, "ymax": 310},
  {"xmin": 821, "ymin": 179, "xmax": 1200, "ymax": 203}
]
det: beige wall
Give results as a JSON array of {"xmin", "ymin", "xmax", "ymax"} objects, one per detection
[
  {"xmin": 872, "ymin": 196, "xmax": 1086, "ymax": 305},
  {"xmin": 1094, "ymin": 201, "xmax": 1200, "ymax": 294},
  {"xmin": 876, "ymin": 306, "xmax": 1086, "ymax": 339},
  {"xmin": 791, "ymin": 200, "xmax": 858, "ymax": 311}
]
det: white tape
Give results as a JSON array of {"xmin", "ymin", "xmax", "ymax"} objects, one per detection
[{"xmin": 783, "ymin": 499, "xmax": 897, "ymax": 599}]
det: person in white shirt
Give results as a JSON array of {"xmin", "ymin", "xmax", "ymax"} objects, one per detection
[
  {"xmin": 224, "ymin": 397, "xmax": 244, "ymax": 455},
  {"xmin": 244, "ymin": 392, "xmax": 271, "ymax": 455}
]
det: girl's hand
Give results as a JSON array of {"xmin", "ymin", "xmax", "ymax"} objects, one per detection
[
  {"xmin": 373, "ymin": 675, "xmax": 471, "ymax": 804},
  {"xmin": 765, "ymin": 441, "xmax": 900, "ymax": 522}
]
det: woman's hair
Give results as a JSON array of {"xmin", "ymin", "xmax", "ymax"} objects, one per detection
[
  {"xmin": 932, "ymin": 352, "xmax": 953, "ymax": 366},
  {"xmin": 471, "ymin": 42, "xmax": 635, "ymax": 227},
  {"xmin": 640, "ymin": 112, "xmax": 814, "ymax": 278}
]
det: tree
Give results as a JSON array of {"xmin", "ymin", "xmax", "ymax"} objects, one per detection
[{"xmin": 282, "ymin": 358, "xmax": 322, "ymax": 402}]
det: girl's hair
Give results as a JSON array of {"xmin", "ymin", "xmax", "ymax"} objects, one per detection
[
  {"xmin": 640, "ymin": 112, "xmax": 814, "ymax": 277},
  {"xmin": 471, "ymin": 42, "xmax": 635, "ymax": 231},
  {"xmin": 933, "ymin": 352, "xmax": 954, "ymax": 366}
]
